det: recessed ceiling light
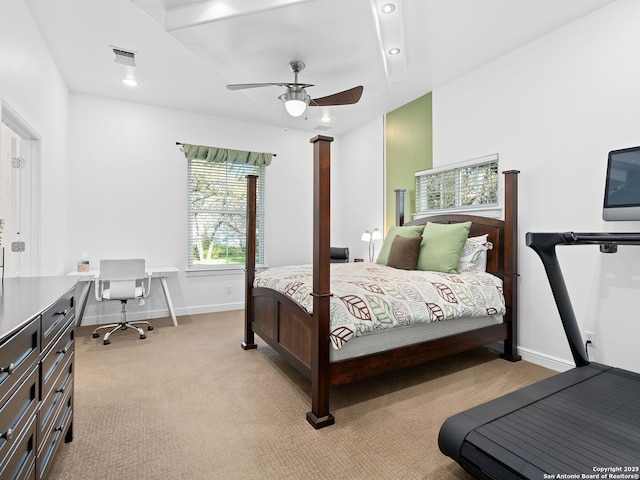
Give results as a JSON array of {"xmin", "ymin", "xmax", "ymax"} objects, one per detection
[
  {"xmin": 381, "ymin": 3, "xmax": 396, "ymax": 14},
  {"xmin": 121, "ymin": 78, "xmax": 138, "ymax": 87},
  {"xmin": 388, "ymin": 48, "xmax": 401, "ymax": 55},
  {"xmin": 321, "ymin": 114, "xmax": 332, "ymax": 123}
]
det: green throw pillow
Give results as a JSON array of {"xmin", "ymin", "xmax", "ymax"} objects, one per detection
[
  {"xmin": 417, "ymin": 221, "xmax": 471, "ymax": 273},
  {"xmin": 376, "ymin": 225, "xmax": 425, "ymax": 264}
]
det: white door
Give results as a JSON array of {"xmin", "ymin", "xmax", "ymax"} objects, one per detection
[{"xmin": 0, "ymin": 105, "xmax": 39, "ymax": 278}]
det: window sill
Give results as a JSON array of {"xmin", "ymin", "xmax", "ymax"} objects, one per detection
[
  {"xmin": 185, "ymin": 265, "xmax": 267, "ymax": 277},
  {"xmin": 413, "ymin": 205, "xmax": 501, "ymax": 219}
]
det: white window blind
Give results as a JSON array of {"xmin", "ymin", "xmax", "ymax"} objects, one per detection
[
  {"xmin": 187, "ymin": 159, "xmax": 265, "ymax": 269},
  {"xmin": 415, "ymin": 155, "xmax": 499, "ymax": 215}
]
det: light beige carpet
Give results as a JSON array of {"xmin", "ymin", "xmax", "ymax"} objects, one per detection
[{"xmin": 48, "ymin": 311, "xmax": 554, "ymax": 480}]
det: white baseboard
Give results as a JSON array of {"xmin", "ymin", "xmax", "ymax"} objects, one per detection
[
  {"xmin": 78, "ymin": 303, "xmax": 244, "ymax": 326},
  {"xmin": 175, "ymin": 302, "xmax": 244, "ymax": 316},
  {"xmin": 517, "ymin": 346, "xmax": 574, "ymax": 372},
  {"xmin": 78, "ymin": 309, "xmax": 169, "ymax": 326}
]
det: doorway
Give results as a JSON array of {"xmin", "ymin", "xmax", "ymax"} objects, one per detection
[{"xmin": 0, "ymin": 102, "xmax": 40, "ymax": 277}]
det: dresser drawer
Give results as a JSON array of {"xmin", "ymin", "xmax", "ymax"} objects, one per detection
[
  {"xmin": 40, "ymin": 318, "xmax": 74, "ymax": 400},
  {"xmin": 1, "ymin": 318, "xmax": 40, "ymax": 406},
  {"xmin": 0, "ymin": 414, "xmax": 36, "ymax": 480},
  {"xmin": 0, "ymin": 366, "xmax": 39, "ymax": 469},
  {"xmin": 17, "ymin": 460, "xmax": 36, "ymax": 480},
  {"xmin": 37, "ymin": 390, "xmax": 72, "ymax": 480},
  {"xmin": 17, "ymin": 459, "xmax": 36, "ymax": 480},
  {"xmin": 41, "ymin": 289, "xmax": 74, "ymax": 352},
  {"xmin": 39, "ymin": 352, "xmax": 73, "ymax": 444}
]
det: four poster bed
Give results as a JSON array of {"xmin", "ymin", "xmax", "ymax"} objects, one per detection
[{"xmin": 242, "ymin": 135, "xmax": 521, "ymax": 428}]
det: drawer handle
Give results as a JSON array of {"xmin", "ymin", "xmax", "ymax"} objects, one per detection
[
  {"xmin": 56, "ymin": 387, "xmax": 65, "ymax": 394},
  {"xmin": 0, "ymin": 363, "xmax": 15, "ymax": 375},
  {"xmin": 1, "ymin": 428, "xmax": 13, "ymax": 441},
  {"xmin": 55, "ymin": 309, "xmax": 69, "ymax": 317},
  {"xmin": 56, "ymin": 347, "xmax": 69, "ymax": 355}
]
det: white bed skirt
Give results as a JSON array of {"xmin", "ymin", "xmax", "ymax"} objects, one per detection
[{"xmin": 329, "ymin": 315, "xmax": 503, "ymax": 362}]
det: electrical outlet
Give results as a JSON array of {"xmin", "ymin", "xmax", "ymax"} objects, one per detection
[
  {"xmin": 584, "ymin": 330, "xmax": 595, "ymax": 347},
  {"xmin": 226, "ymin": 284, "xmax": 232, "ymax": 294}
]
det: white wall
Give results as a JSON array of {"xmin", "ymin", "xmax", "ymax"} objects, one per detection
[
  {"xmin": 334, "ymin": 117, "xmax": 385, "ymax": 261},
  {"xmin": 68, "ymin": 93, "xmax": 350, "ymax": 323},
  {"xmin": 0, "ymin": 0, "xmax": 70, "ymax": 275},
  {"xmin": 432, "ymin": 0, "xmax": 640, "ymax": 372}
]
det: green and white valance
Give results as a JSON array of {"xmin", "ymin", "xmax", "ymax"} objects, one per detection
[{"xmin": 182, "ymin": 143, "xmax": 273, "ymax": 166}]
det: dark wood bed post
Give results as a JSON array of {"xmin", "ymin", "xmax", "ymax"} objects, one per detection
[
  {"xmin": 395, "ymin": 189, "xmax": 406, "ymax": 226},
  {"xmin": 306, "ymin": 135, "xmax": 335, "ymax": 429},
  {"xmin": 501, "ymin": 170, "xmax": 521, "ymax": 361},
  {"xmin": 242, "ymin": 174, "xmax": 258, "ymax": 350}
]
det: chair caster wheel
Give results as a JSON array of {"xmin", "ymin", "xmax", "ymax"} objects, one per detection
[
  {"xmin": 140, "ymin": 334, "xmax": 146, "ymax": 340},
  {"xmin": 147, "ymin": 325, "xmax": 154, "ymax": 331},
  {"xmin": 103, "ymin": 339, "xmax": 110, "ymax": 345},
  {"xmin": 92, "ymin": 333, "xmax": 99, "ymax": 338}
]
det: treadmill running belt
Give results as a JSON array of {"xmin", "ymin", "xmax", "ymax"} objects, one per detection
[{"xmin": 444, "ymin": 365, "xmax": 640, "ymax": 479}]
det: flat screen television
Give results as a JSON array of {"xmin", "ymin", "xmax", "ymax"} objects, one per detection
[{"xmin": 603, "ymin": 145, "xmax": 640, "ymax": 221}]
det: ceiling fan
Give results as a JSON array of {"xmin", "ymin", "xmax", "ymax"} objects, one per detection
[{"xmin": 226, "ymin": 61, "xmax": 364, "ymax": 118}]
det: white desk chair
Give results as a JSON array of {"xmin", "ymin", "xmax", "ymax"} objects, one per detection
[{"xmin": 92, "ymin": 259, "xmax": 153, "ymax": 345}]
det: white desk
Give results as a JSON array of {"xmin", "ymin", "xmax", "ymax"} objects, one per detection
[{"xmin": 70, "ymin": 266, "xmax": 179, "ymax": 326}]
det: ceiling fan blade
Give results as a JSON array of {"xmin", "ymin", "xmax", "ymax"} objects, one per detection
[
  {"xmin": 310, "ymin": 86, "xmax": 363, "ymax": 106},
  {"xmin": 226, "ymin": 83, "xmax": 282, "ymax": 90},
  {"xmin": 227, "ymin": 82, "xmax": 315, "ymax": 91}
]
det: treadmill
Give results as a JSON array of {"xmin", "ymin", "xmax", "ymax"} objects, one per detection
[{"xmin": 438, "ymin": 232, "xmax": 640, "ymax": 480}]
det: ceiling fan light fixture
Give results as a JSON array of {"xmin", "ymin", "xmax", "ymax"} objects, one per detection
[
  {"xmin": 229, "ymin": 61, "xmax": 362, "ymax": 118},
  {"xmin": 281, "ymin": 90, "xmax": 311, "ymax": 117},
  {"xmin": 381, "ymin": 3, "xmax": 396, "ymax": 14}
]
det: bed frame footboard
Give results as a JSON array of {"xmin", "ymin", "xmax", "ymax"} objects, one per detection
[{"xmin": 251, "ymin": 287, "xmax": 313, "ymax": 377}]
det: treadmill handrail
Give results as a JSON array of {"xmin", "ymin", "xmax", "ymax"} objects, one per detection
[
  {"xmin": 553, "ymin": 231, "xmax": 640, "ymax": 245},
  {"xmin": 524, "ymin": 231, "xmax": 640, "ymax": 367},
  {"xmin": 526, "ymin": 231, "xmax": 640, "ymax": 367}
]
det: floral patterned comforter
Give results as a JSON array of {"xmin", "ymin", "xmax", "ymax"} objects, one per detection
[{"xmin": 254, "ymin": 262, "xmax": 505, "ymax": 350}]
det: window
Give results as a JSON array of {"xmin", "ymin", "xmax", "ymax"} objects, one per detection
[
  {"xmin": 415, "ymin": 155, "xmax": 499, "ymax": 215},
  {"xmin": 187, "ymin": 159, "xmax": 264, "ymax": 269}
]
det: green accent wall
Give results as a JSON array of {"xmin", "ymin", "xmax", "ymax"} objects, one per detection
[{"xmin": 385, "ymin": 92, "xmax": 432, "ymax": 229}]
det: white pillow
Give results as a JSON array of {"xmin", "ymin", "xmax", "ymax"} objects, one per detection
[{"xmin": 457, "ymin": 234, "xmax": 492, "ymax": 273}]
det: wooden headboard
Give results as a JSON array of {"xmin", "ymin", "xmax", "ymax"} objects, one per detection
[
  {"xmin": 394, "ymin": 170, "xmax": 519, "ymax": 282},
  {"xmin": 403, "ymin": 214, "xmax": 504, "ymax": 278}
]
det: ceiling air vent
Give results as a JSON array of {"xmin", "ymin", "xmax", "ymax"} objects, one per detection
[
  {"xmin": 112, "ymin": 47, "xmax": 136, "ymax": 67},
  {"xmin": 314, "ymin": 125, "xmax": 332, "ymax": 132}
]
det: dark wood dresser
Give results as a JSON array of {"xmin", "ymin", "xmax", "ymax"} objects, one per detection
[{"xmin": 0, "ymin": 276, "xmax": 77, "ymax": 480}]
